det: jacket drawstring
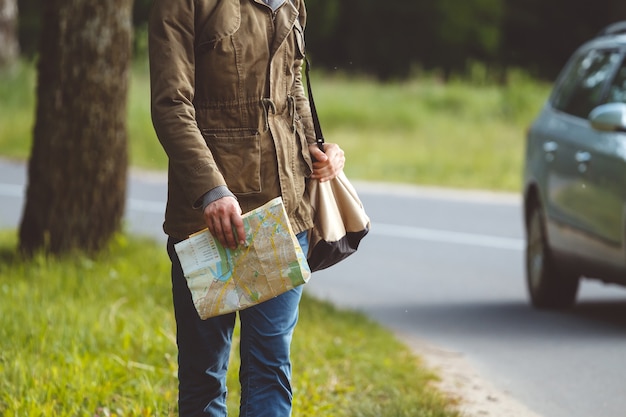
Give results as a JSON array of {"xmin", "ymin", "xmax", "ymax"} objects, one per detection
[
  {"xmin": 287, "ymin": 95, "xmax": 295, "ymax": 132},
  {"xmin": 261, "ymin": 98, "xmax": 277, "ymax": 131},
  {"xmin": 262, "ymin": 97, "xmax": 295, "ymax": 133}
]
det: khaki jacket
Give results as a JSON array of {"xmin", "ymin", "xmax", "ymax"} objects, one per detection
[{"xmin": 149, "ymin": 0, "xmax": 315, "ymax": 239}]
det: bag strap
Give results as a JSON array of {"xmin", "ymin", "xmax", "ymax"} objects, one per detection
[{"xmin": 304, "ymin": 57, "xmax": 325, "ymax": 151}]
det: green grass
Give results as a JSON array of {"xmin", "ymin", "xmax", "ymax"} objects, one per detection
[
  {"xmin": 0, "ymin": 60, "xmax": 551, "ymax": 191},
  {"xmin": 0, "ymin": 231, "xmax": 459, "ymax": 417}
]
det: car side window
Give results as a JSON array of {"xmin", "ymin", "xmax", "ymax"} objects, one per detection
[
  {"xmin": 551, "ymin": 53, "xmax": 587, "ymax": 110},
  {"xmin": 607, "ymin": 58, "xmax": 626, "ymax": 103},
  {"xmin": 551, "ymin": 49, "xmax": 622, "ymax": 118}
]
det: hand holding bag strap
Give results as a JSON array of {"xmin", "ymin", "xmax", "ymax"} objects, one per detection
[{"xmin": 304, "ymin": 57, "xmax": 371, "ymax": 272}]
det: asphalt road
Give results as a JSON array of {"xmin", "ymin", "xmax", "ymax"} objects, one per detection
[{"xmin": 2, "ymin": 158, "xmax": 626, "ymax": 417}]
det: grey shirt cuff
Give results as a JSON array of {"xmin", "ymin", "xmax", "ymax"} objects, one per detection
[{"xmin": 201, "ymin": 186, "xmax": 236, "ymax": 211}]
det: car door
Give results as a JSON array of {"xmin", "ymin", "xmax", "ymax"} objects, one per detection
[
  {"xmin": 539, "ymin": 48, "xmax": 624, "ymax": 264},
  {"xmin": 579, "ymin": 59, "xmax": 626, "ymax": 270}
]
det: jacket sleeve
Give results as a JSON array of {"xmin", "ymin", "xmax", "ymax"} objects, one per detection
[
  {"xmin": 291, "ymin": 1, "xmax": 316, "ymax": 145},
  {"xmin": 149, "ymin": 0, "xmax": 227, "ymax": 208}
]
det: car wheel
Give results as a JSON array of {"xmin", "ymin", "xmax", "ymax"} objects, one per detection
[{"xmin": 526, "ymin": 202, "xmax": 579, "ymax": 309}]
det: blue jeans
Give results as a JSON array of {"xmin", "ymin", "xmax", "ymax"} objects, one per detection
[{"xmin": 167, "ymin": 231, "xmax": 309, "ymax": 417}]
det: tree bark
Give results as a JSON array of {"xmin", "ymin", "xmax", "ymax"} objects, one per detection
[
  {"xmin": 19, "ymin": 0, "xmax": 132, "ymax": 256},
  {"xmin": 0, "ymin": 0, "xmax": 19, "ymax": 67}
]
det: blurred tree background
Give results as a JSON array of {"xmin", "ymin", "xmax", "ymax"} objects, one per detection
[
  {"xmin": 4, "ymin": 0, "xmax": 624, "ymax": 257},
  {"xmin": 15, "ymin": 0, "xmax": 626, "ymax": 81},
  {"xmin": 0, "ymin": 0, "xmax": 19, "ymax": 65}
]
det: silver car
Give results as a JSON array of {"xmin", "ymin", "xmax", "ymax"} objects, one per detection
[{"xmin": 523, "ymin": 21, "xmax": 626, "ymax": 308}]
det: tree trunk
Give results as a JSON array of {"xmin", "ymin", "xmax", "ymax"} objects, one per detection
[
  {"xmin": 0, "ymin": 0, "xmax": 19, "ymax": 67},
  {"xmin": 19, "ymin": 0, "xmax": 132, "ymax": 256}
]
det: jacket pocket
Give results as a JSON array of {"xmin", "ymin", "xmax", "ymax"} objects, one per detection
[
  {"xmin": 195, "ymin": 1, "xmax": 241, "ymax": 54},
  {"xmin": 202, "ymin": 128, "xmax": 261, "ymax": 195}
]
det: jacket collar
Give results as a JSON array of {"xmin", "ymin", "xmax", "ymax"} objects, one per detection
[{"xmin": 268, "ymin": 0, "xmax": 298, "ymax": 56}]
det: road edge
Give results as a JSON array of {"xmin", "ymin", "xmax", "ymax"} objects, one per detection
[{"xmin": 398, "ymin": 333, "xmax": 542, "ymax": 417}]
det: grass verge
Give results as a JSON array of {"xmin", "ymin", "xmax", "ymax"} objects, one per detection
[{"xmin": 0, "ymin": 231, "xmax": 460, "ymax": 417}]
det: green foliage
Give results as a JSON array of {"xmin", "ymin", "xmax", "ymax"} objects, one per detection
[
  {"xmin": 0, "ymin": 231, "xmax": 460, "ymax": 416},
  {"xmin": 309, "ymin": 68, "xmax": 550, "ymax": 191},
  {"xmin": 501, "ymin": 0, "xmax": 626, "ymax": 79},
  {"xmin": 0, "ymin": 61, "xmax": 36, "ymax": 160},
  {"xmin": 431, "ymin": 0, "xmax": 504, "ymax": 76},
  {"xmin": 17, "ymin": 0, "xmax": 626, "ymax": 79},
  {"xmin": 127, "ymin": 60, "xmax": 165, "ymax": 169},
  {"xmin": 0, "ymin": 61, "xmax": 550, "ymax": 191},
  {"xmin": 17, "ymin": 0, "xmax": 42, "ymax": 58},
  {"xmin": 306, "ymin": 0, "xmax": 626, "ymax": 80}
]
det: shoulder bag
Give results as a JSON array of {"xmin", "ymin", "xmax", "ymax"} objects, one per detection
[{"xmin": 305, "ymin": 58, "xmax": 370, "ymax": 272}]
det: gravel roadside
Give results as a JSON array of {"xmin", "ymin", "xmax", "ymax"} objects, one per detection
[{"xmin": 400, "ymin": 334, "xmax": 542, "ymax": 417}]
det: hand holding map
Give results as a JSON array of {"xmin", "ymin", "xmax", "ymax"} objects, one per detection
[{"xmin": 174, "ymin": 197, "xmax": 311, "ymax": 319}]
